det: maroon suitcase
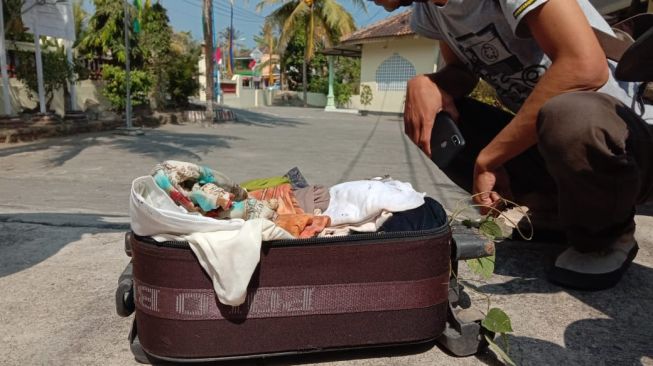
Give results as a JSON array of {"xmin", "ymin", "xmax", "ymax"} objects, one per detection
[{"xmin": 117, "ymin": 225, "xmax": 490, "ymax": 363}]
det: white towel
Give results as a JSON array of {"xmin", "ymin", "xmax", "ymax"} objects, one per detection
[{"xmin": 323, "ymin": 180, "xmax": 425, "ymax": 226}]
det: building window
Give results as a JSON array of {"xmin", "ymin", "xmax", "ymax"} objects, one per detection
[{"xmin": 375, "ymin": 53, "xmax": 416, "ymax": 91}]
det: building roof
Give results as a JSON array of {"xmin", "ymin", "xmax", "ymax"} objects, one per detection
[{"xmin": 340, "ymin": 10, "xmax": 415, "ymax": 45}]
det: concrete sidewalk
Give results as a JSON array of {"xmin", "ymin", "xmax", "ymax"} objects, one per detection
[{"xmin": 0, "ymin": 106, "xmax": 651, "ymax": 365}]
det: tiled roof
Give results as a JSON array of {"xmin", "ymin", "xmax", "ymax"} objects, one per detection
[{"xmin": 341, "ymin": 9, "xmax": 414, "ymax": 45}]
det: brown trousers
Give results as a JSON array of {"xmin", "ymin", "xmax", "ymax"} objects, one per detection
[{"xmin": 443, "ymin": 92, "xmax": 653, "ymax": 251}]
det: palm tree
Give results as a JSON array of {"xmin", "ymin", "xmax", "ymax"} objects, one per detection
[
  {"xmin": 77, "ymin": 0, "xmax": 140, "ymax": 65},
  {"xmin": 253, "ymin": 21, "xmax": 280, "ymax": 87},
  {"xmin": 219, "ymin": 26, "xmax": 246, "ymax": 53},
  {"xmin": 256, "ymin": 0, "xmax": 365, "ymax": 106}
]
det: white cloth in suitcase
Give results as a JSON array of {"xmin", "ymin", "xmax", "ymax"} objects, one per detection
[{"xmin": 129, "ymin": 175, "xmax": 293, "ymax": 306}]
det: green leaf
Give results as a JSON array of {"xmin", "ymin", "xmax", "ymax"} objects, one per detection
[
  {"xmin": 462, "ymin": 219, "xmax": 480, "ymax": 229},
  {"xmin": 485, "ymin": 335, "xmax": 516, "ymax": 366},
  {"xmin": 466, "ymin": 254, "xmax": 495, "ymax": 279},
  {"xmin": 482, "ymin": 308, "xmax": 513, "ymax": 333},
  {"xmin": 479, "ymin": 220, "xmax": 504, "ymax": 240}
]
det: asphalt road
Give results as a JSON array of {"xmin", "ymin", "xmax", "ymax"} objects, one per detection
[{"xmin": 1, "ymin": 106, "xmax": 651, "ymax": 366}]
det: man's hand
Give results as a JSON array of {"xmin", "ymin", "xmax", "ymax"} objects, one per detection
[
  {"xmin": 473, "ymin": 158, "xmax": 513, "ymax": 215},
  {"xmin": 404, "ymin": 74, "xmax": 459, "ymax": 157}
]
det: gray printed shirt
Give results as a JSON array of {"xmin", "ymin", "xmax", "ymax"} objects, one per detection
[{"xmin": 410, "ymin": 0, "xmax": 652, "ymax": 123}]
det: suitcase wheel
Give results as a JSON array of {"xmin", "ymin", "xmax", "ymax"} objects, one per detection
[
  {"xmin": 116, "ymin": 263, "xmax": 135, "ymax": 317},
  {"xmin": 130, "ymin": 334, "xmax": 151, "ymax": 364},
  {"xmin": 437, "ymin": 302, "xmax": 492, "ymax": 357}
]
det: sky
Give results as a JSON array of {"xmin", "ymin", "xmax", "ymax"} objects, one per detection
[{"xmin": 83, "ymin": 0, "xmax": 394, "ymax": 49}]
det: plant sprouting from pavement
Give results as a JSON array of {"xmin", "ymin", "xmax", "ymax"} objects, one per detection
[{"xmin": 448, "ymin": 193, "xmax": 532, "ymax": 366}]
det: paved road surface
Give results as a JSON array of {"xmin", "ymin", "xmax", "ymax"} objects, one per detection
[{"xmin": 1, "ymin": 106, "xmax": 651, "ymax": 365}]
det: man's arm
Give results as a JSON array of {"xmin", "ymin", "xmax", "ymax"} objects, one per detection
[
  {"xmin": 474, "ymin": 0, "xmax": 609, "ymax": 207},
  {"xmin": 404, "ymin": 42, "xmax": 478, "ymax": 156},
  {"xmin": 429, "ymin": 42, "xmax": 479, "ymax": 98}
]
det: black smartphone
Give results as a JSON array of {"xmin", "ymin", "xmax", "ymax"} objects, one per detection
[{"xmin": 430, "ymin": 112, "xmax": 465, "ymax": 169}]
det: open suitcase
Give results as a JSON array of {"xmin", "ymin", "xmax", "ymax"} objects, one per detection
[{"xmin": 117, "ymin": 222, "xmax": 494, "ymax": 363}]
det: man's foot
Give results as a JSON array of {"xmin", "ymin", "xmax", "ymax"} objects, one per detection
[{"xmin": 547, "ymin": 241, "xmax": 639, "ymax": 291}]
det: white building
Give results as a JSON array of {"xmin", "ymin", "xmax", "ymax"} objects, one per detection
[{"xmin": 339, "ymin": 10, "xmax": 440, "ymax": 114}]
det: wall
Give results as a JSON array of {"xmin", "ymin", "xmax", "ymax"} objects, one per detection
[
  {"xmin": 0, "ymin": 79, "xmax": 114, "ymax": 117},
  {"xmin": 268, "ymin": 90, "xmax": 327, "ymax": 107},
  {"xmin": 297, "ymin": 92, "xmax": 327, "ymax": 107},
  {"xmin": 219, "ymin": 89, "xmax": 327, "ymax": 109},
  {"xmin": 73, "ymin": 80, "xmax": 112, "ymax": 113},
  {"xmin": 347, "ymin": 36, "xmax": 440, "ymax": 114},
  {"xmin": 222, "ymin": 88, "xmax": 261, "ymax": 108},
  {"xmin": 0, "ymin": 79, "xmax": 37, "ymax": 115}
]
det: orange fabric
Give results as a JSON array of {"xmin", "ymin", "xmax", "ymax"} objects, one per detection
[
  {"xmin": 299, "ymin": 216, "xmax": 331, "ymax": 239},
  {"xmin": 275, "ymin": 214, "xmax": 313, "ymax": 238},
  {"xmin": 249, "ymin": 184, "xmax": 304, "ymax": 215}
]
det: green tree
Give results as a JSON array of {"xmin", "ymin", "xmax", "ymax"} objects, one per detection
[
  {"xmin": 165, "ymin": 32, "xmax": 201, "ymax": 108},
  {"xmin": 78, "ymin": 0, "xmax": 141, "ymax": 66},
  {"xmin": 254, "ymin": 21, "xmax": 280, "ymax": 86},
  {"xmin": 101, "ymin": 65, "xmax": 152, "ymax": 111},
  {"xmin": 336, "ymin": 56, "xmax": 360, "ymax": 88},
  {"xmin": 280, "ymin": 26, "xmax": 308, "ymax": 91},
  {"xmin": 139, "ymin": 2, "xmax": 172, "ymax": 109},
  {"xmin": 3, "ymin": 0, "xmax": 23, "ymax": 34},
  {"xmin": 306, "ymin": 54, "xmax": 360, "ymax": 107},
  {"xmin": 3, "ymin": 0, "xmax": 33, "ymax": 42},
  {"xmin": 257, "ymin": 0, "xmax": 364, "ymax": 106},
  {"xmin": 14, "ymin": 49, "xmax": 74, "ymax": 112},
  {"xmin": 278, "ymin": 24, "xmax": 328, "ymax": 92}
]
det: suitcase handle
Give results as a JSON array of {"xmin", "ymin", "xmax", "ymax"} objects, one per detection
[{"xmin": 116, "ymin": 263, "xmax": 135, "ymax": 317}]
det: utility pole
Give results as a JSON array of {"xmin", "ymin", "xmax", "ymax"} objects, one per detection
[
  {"xmin": 123, "ymin": 0, "xmax": 132, "ymax": 129},
  {"xmin": 33, "ymin": 23, "xmax": 46, "ymax": 114},
  {"xmin": 0, "ymin": 0, "xmax": 13, "ymax": 116},
  {"xmin": 116, "ymin": 0, "xmax": 143, "ymax": 135},
  {"xmin": 211, "ymin": 1, "xmax": 220, "ymax": 104},
  {"xmin": 203, "ymin": 0, "xmax": 215, "ymax": 121}
]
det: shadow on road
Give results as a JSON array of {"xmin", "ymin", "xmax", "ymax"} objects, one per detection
[
  {"xmin": 227, "ymin": 107, "xmax": 307, "ymax": 128},
  {"xmin": 0, "ymin": 212, "xmax": 128, "ymax": 278},
  {"xmin": 0, "ymin": 130, "xmax": 244, "ymax": 167},
  {"xmin": 473, "ymin": 240, "xmax": 653, "ymax": 365},
  {"xmin": 108, "ymin": 131, "xmax": 243, "ymax": 162}
]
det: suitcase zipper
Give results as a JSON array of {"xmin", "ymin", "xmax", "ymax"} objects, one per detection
[{"xmin": 134, "ymin": 224, "xmax": 450, "ymax": 250}]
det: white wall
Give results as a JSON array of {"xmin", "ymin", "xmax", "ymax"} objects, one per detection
[
  {"xmin": 297, "ymin": 92, "xmax": 327, "ymax": 107},
  {"xmin": 222, "ymin": 88, "xmax": 260, "ymax": 108},
  {"xmin": 348, "ymin": 36, "xmax": 440, "ymax": 113},
  {"xmin": 221, "ymin": 89, "xmax": 327, "ymax": 109},
  {"xmin": 0, "ymin": 79, "xmax": 115, "ymax": 117}
]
